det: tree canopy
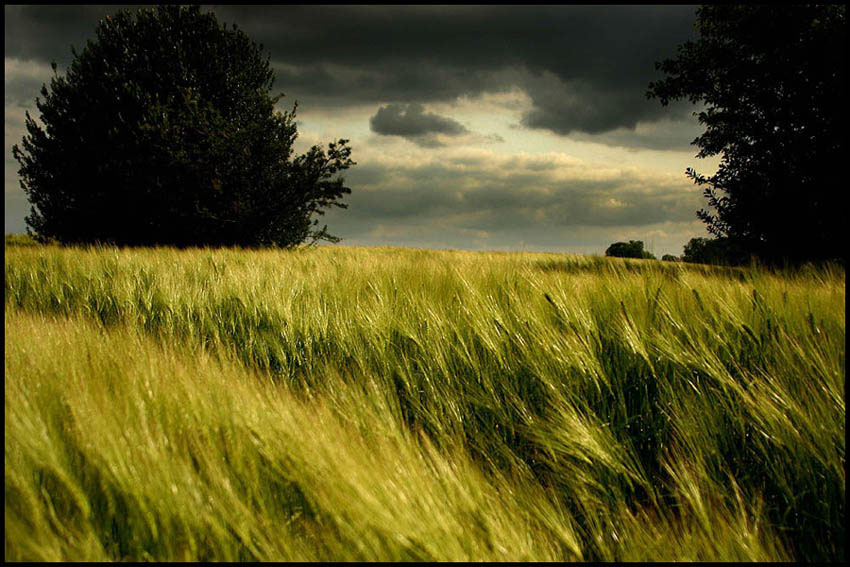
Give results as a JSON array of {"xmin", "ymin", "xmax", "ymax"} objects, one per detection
[
  {"xmin": 681, "ymin": 237, "xmax": 748, "ymax": 266},
  {"xmin": 648, "ymin": 5, "xmax": 846, "ymax": 264},
  {"xmin": 13, "ymin": 5, "xmax": 354, "ymax": 248},
  {"xmin": 605, "ymin": 240, "xmax": 656, "ymax": 260}
]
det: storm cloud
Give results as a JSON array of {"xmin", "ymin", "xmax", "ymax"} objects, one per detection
[
  {"xmin": 212, "ymin": 5, "xmax": 699, "ymax": 137},
  {"xmin": 371, "ymin": 104, "xmax": 467, "ymax": 137},
  {"xmin": 5, "ymin": 5, "xmax": 699, "ymax": 140},
  {"xmin": 370, "ymin": 103, "xmax": 470, "ymax": 147},
  {"xmin": 4, "ymin": 5, "xmax": 144, "ymax": 67}
]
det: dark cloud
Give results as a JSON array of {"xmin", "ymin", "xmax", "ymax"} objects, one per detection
[
  {"xmin": 369, "ymin": 103, "xmax": 468, "ymax": 147},
  {"xmin": 565, "ymin": 116, "xmax": 706, "ymax": 152},
  {"xmin": 5, "ymin": 5, "xmax": 699, "ymax": 142},
  {"xmin": 272, "ymin": 61, "xmax": 514, "ymax": 109},
  {"xmin": 209, "ymin": 5, "xmax": 699, "ymax": 137},
  {"xmin": 4, "ymin": 6, "xmax": 147, "ymax": 67},
  {"xmin": 518, "ymin": 76, "xmax": 694, "ymax": 135},
  {"xmin": 207, "ymin": 5, "xmax": 696, "ymax": 84}
]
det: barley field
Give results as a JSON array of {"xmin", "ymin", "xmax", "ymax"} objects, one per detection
[{"xmin": 4, "ymin": 235, "xmax": 845, "ymax": 561}]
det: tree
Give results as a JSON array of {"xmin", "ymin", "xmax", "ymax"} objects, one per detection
[
  {"xmin": 647, "ymin": 5, "xmax": 846, "ymax": 264},
  {"xmin": 605, "ymin": 240, "xmax": 656, "ymax": 260},
  {"xmin": 661, "ymin": 254, "xmax": 679, "ymax": 262},
  {"xmin": 13, "ymin": 5, "xmax": 354, "ymax": 248},
  {"xmin": 681, "ymin": 236, "xmax": 748, "ymax": 266}
]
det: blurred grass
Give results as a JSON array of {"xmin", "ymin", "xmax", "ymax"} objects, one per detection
[
  {"xmin": 5, "ymin": 233, "xmax": 44, "ymax": 247},
  {"xmin": 4, "ymin": 241, "xmax": 844, "ymax": 561}
]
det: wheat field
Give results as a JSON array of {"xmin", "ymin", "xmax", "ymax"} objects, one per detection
[{"xmin": 4, "ymin": 237, "xmax": 845, "ymax": 561}]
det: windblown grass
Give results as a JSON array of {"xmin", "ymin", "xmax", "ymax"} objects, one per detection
[{"xmin": 5, "ymin": 242, "xmax": 844, "ymax": 561}]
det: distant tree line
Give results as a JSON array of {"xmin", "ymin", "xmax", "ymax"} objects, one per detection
[{"xmin": 604, "ymin": 237, "xmax": 748, "ymax": 266}]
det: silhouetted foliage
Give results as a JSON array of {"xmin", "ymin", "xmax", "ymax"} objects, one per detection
[
  {"xmin": 661, "ymin": 254, "xmax": 679, "ymax": 262},
  {"xmin": 605, "ymin": 240, "xmax": 656, "ymax": 260},
  {"xmin": 682, "ymin": 237, "xmax": 749, "ymax": 266},
  {"xmin": 648, "ymin": 5, "xmax": 846, "ymax": 265},
  {"xmin": 13, "ymin": 5, "xmax": 354, "ymax": 248}
]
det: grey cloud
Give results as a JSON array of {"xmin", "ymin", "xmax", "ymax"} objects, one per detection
[
  {"xmin": 219, "ymin": 5, "xmax": 699, "ymax": 138},
  {"xmin": 566, "ymin": 114, "xmax": 706, "ymax": 152},
  {"xmin": 4, "ymin": 186, "xmax": 28, "ymax": 233},
  {"xmin": 520, "ymin": 78, "xmax": 655, "ymax": 135},
  {"xmin": 5, "ymin": 73, "xmax": 46, "ymax": 108},
  {"xmin": 207, "ymin": 6, "xmax": 696, "ymax": 86},
  {"xmin": 5, "ymin": 5, "xmax": 699, "ymax": 144},
  {"xmin": 5, "ymin": 99, "xmax": 32, "ymax": 233},
  {"xmin": 4, "ymin": 60, "xmax": 54, "ymax": 108},
  {"xmin": 4, "ymin": 6, "xmax": 146, "ymax": 67},
  {"xmin": 517, "ymin": 72, "xmax": 697, "ymax": 136},
  {"xmin": 319, "ymin": 201, "xmax": 707, "ymax": 258},
  {"xmin": 341, "ymin": 157, "xmax": 700, "ymax": 232},
  {"xmin": 273, "ymin": 61, "xmax": 513, "ymax": 109},
  {"xmin": 367, "ymin": 104, "xmax": 504, "ymax": 149},
  {"xmin": 343, "ymin": 163, "xmax": 388, "ymax": 188},
  {"xmin": 369, "ymin": 103, "xmax": 468, "ymax": 147},
  {"xmin": 405, "ymin": 136, "xmax": 448, "ymax": 149}
]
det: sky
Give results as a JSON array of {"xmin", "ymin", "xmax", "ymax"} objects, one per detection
[{"xmin": 4, "ymin": 5, "xmax": 722, "ymax": 257}]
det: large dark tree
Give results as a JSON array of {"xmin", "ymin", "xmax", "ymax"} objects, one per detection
[
  {"xmin": 13, "ymin": 5, "xmax": 354, "ymax": 247},
  {"xmin": 647, "ymin": 5, "xmax": 845, "ymax": 264}
]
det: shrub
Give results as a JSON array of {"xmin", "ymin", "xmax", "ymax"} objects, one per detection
[{"xmin": 605, "ymin": 240, "xmax": 656, "ymax": 260}]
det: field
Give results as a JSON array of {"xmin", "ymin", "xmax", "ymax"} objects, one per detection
[{"xmin": 4, "ymin": 236, "xmax": 845, "ymax": 561}]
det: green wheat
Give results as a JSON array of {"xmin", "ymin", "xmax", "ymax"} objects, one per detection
[{"xmin": 4, "ymin": 240, "xmax": 844, "ymax": 561}]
